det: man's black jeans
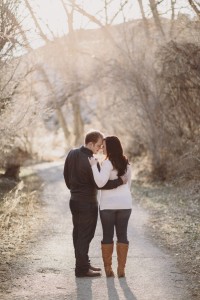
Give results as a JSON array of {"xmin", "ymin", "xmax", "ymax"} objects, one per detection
[
  {"xmin": 100, "ymin": 209, "xmax": 132, "ymax": 244},
  {"xmin": 70, "ymin": 200, "xmax": 98, "ymax": 276}
]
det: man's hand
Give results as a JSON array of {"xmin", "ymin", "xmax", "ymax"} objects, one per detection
[
  {"xmin": 120, "ymin": 174, "xmax": 128, "ymax": 184},
  {"xmin": 88, "ymin": 157, "xmax": 98, "ymax": 166}
]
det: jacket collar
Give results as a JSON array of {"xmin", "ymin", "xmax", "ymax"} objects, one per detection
[{"xmin": 80, "ymin": 145, "xmax": 93, "ymax": 156}]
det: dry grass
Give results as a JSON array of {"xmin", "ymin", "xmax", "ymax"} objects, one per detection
[
  {"xmin": 132, "ymin": 180, "xmax": 200, "ymax": 298},
  {"xmin": 0, "ymin": 174, "xmax": 44, "ymax": 293},
  {"xmin": 0, "ymin": 174, "xmax": 43, "ymax": 254}
]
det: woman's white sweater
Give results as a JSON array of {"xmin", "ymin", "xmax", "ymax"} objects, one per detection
[{"xmin": 91, "ymin": 159, "xmax": 133, "ymax": 210}]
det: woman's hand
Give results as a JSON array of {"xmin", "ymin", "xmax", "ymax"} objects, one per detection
[{"xmin": 88, "ymin": 157, "xmax": 98, "ymax": 166}]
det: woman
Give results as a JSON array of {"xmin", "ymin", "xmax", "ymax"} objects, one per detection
[{"xmin": 89, "ymin": 136, "xmax": 132, "ymax": 277}]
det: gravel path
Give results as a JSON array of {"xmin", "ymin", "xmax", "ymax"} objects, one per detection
[{"xmin": 1, "ymin": 161, "xmax": 191, "ymax": 300}]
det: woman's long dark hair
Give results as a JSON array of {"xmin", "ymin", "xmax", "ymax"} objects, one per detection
[{"xmin": 104, "ymin": 136, "xmax": 129, "ymax": 176}]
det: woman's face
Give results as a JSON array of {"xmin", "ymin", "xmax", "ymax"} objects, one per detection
[{"xmin": 102, "ymin": 140, "xmax": 107, "ymax": 156}]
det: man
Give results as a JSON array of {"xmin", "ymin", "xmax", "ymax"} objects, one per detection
[{"xmin": 63, "ymin": 130, "xmax": 126, "ymax": 277}]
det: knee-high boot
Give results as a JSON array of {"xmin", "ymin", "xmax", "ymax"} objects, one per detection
[
  {"xmin": 116, "ymin": 242, "xmax": 129, "ymax": 277},
  {"xmin": 101, "ymin": 243, "xmax": 115, "ymax": 277}
]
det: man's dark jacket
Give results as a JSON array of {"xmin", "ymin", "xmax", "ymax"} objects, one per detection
[{"xmin": 63, "ymin": 146, "xmax": 122, "ymax": 203}]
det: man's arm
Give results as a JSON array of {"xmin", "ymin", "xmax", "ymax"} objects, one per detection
[
  {"xmin": 100, "ymin": 177, "xmax": 123, "ymax": 190},
  {"xmin": 63, "ymin": 153, "xmax": 71, "ymax": 189},
  {"xmin": 100, "ymin": 173, "xmax": 128, "ymax": 190}
]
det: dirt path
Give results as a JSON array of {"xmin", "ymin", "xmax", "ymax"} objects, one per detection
[{"xmin": 1, "ymin": 161, "xmax": 192, "ymax": 300}]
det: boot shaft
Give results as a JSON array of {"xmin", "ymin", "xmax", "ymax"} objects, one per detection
[
  {"xmin": 101, "ymin": 243, "xmax": 114, "ymax": 266},
  {"xmin": 101, "ymin": 243, "xmax": 114, "ymax": 277},
  {"xmin": 117, "ymin": 242, "xmax": 129, "ymax": 277}
]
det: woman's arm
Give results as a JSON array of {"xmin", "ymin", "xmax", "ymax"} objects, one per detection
[
  {"xmin": 90, "ymin": 160, "xmax": 113, "ymax": 188},
  {"xmin": 127, "ymin": 164, "xmax": 132, "ymax": 188}
]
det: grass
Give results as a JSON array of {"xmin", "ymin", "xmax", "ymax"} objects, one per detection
[
  {"xmin": 0, "ymin": 172, "xmax": 44, "ymax": 294},
  {"xmin": 132, "ymin": 180, "xmax": 200, "ymax": 297},
  {"xmin": 0, "ymin": 173, "xmax": 43, "ymax": 235}
]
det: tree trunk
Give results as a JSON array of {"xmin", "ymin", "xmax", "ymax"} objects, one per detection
[
  {"xmin": 188, "ymin": 0, "xmax": 200, "ymax": 19},
  {"xmin": 24, "ymin": 0, "xmax": 50, "ymax": 42},
  {"xmin": 60, "ymin": 0, "xmax": 84, "ymax": 146},
  {"xmin": 170, "ymin": 0, "xmax": 176, "ymax": 37},
  {"xmin": 149, "ymin": 0, "xmax": 165, "ymax": 38},
  {"xmin": 72, "ymin": 100, "xmax": 84, "ymax": 146},
  {"xmin": 4, "ymin": 165, "xmax": 20, "ymax": 180},
  {"xmin": 137, "ymin": 0, "xmax": 149, "ymax": 38},
  {"xmin": 38, "ymin": 66, "xmax": 71, "ymax": 143}
]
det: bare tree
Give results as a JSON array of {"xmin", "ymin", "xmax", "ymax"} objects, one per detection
[
  {"xmin": 137, "ymin": 0, "xmax": 149, "ymax": 38},
  {"xmin": 0, "ymin": 1, "xmax": 48, "ymax": 177},
  {"xmin": 60, "ymin": 0, "xmax": 85, "ymax": 145},
  {"xmin": 36, "ymin": 65, "xmax": 71, "ymax": 142},
  {"xmin": 188, "ymin": 0, "xmax": 200, "ymax": 19},
  {"xmin": 0, "ymin": 0, "xmax": 32, "ymax": 63},
  {"xmin": 23, "ymin": 0, "xmax": 52, "ymax": 42},
  {"xmin": 170, "ymin": 0, "xmax": 177, "ymax": 37},
  {"xmin": 149, "ymin": 0, "xmax": 165, "ymax": 37},
  {"xmin": 64, "ymin": 0, "xmax": 131, "ymax": 53},
  {"xmin": 2, "ymin": 0, "xmax": 197, "ymax": 182}
]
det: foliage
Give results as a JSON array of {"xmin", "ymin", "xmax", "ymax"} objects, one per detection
[
  {"xmin": 156, "ymin": 41, "xmax": 200, "ymax": 180},
  {"xmin": 0, "ymin": 1, "xmax": 43, "ymax": 177},
  {"xmin": 92, "ymin": 19, "xmax": 200, "ymax": 181}
]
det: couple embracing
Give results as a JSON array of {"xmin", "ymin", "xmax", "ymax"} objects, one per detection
[{"xmin": 63, "ymin": 130, "xmax": 132, "ymax": 278}]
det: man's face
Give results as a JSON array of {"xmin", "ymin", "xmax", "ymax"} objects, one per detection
[{"xmin": 91, "ymin": 138, "xmax": 103, "ymax": 154}]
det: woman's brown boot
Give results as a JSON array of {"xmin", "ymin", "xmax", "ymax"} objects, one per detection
[
  {"xmin": 116, "ymin": 243, "xmax": 129, "ymax": 277},
  {"xmin": 101, "ymin": 243, "xmax": 115, "ymax": 277}
]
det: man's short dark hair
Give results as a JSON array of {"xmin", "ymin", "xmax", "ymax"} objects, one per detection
[{"xmin": 85, "ymin": 130, "xmax": 104, "ymax": 144}]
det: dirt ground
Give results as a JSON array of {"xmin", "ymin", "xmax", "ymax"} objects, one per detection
[{"xmin": 0, "ymin": 163, "xmax": 199, "ymax": 298}]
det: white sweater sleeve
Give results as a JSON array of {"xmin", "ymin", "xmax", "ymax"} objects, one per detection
[
  {"xmin": 91, "ymin": 160, "xmax": 113, "ymax": 188},
  {"xmin": 127, "ymin": 164, "xmax": 132, "ymax": 188}
]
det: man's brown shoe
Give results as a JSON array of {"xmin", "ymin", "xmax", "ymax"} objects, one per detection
[
  {"xmin": 89, "ymin": 265, "xmax": 102, "ymax": 271},
  {"xmin": 76, "ymin": 269, "xmax": 101, "ymax": 277}
]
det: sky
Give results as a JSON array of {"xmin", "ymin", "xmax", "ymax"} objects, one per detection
[{"xmin": 21, "ymin": 0, "xmax": 194, "ymax": 49}]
